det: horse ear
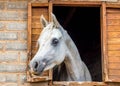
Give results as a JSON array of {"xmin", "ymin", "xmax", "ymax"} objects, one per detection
[
  {"xmin": 40, "ymin": 15, "xmax": 48, "ymax": 28},
  {"xmin": 51, "ymin": 13, "xmax": 60, "ymax": 28}
]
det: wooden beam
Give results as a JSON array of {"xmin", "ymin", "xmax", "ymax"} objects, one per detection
[
  {"xmin": 53, "ymin": 81, "xmax": 106, "ymax": 86},
  {"xmin": 48, "ymin": 1, "xmax": 53, "ymax": 86},
  {"xmin": 27, "ymin": 2, "xmax": 32, "ymax": 82},
  {"xmin": 27, "ymin": 3, "xmax": 32, "ymax": 65},
  {"xmin": 107, "ymin": 3, "xmax": 120, "ymax": 8},
  {"xmin": 53, "ymin": 1, "xmax": 102, "ymax": 7},
  {"xmin": 32, "ymin": 3, "xmax": 48, "ymax": 7},
  {"xmin": 101, "ymin": 2, "xmax": 108, "ymax": 82}
]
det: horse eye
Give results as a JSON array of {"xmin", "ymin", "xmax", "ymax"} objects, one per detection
[{"xmin": 52, "ymin": 38, "xmax": 59, "ymax": 46}]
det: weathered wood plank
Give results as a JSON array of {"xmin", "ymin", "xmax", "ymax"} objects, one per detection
[
  {"xmin": 27, "ymin": 2, "xmax": 52, "ymax": 82},
  {"xmin": 107, "ymin": 8, "xmax": 120, "ymax": 14},
  {"xmin": 41, "ymin": 71, "xmax": 49, "ymax": 76},
  {"xmin": 105, "ymin": 7, "xmax": 120, "ymax": 83},
  {"xmin": 53, "ymin": 1, "xmax": 102, "ymax": 7},
  {"xmin": 107, "ymin": 14, "xmax": 120, "ymax": 19},
  {"xmin": 109, "ymin": 70, "xmax": 120, "ymax": 76},
  {"xmin": 27, "ymin": 3, "xmax": 32, "ymax": 61},
  {"xmin": 48, "ymin": 2, "xmax": 53, "ymax": 85},
  {"xmin": 101, "ymin": 2, "xmax": 108, "ymax": 82},
  {"xmin": 108, "ymin": 51, "xmax": 120, "ymax": 56},
  {"xmin": 107, "ymin": 25, "xmax": 120, "ymax": 31},
  {"xmin": 107, "ymin": 4, "xmax": 120, "ymax": 9},
  {"xmin": 31, "ymin": 48, "xmax": 38, "ymax": 55},
  {"xmin": 27, "ymin": 81, "xmax": 48, "ymax": 86},
  {"xmin": 107, "ymin": 19, "xmax": 120, "ymax": 25},
  {"xmin": 32, "ymin": 16, "xmax": 48, "ymax": 20},
  {"xmin": 32, "ymin": 41, "xmax": 38, "ymax": 48},
  {"xmin": 32, "ymin": 3, "xmax": 48, "ymax": 7},
  {"xmin": 32, "ymin": 23, "xmax": 41, "ymax": 29},
  {"xmin": 27, "ymin": 76, "xmax": 50, "ymax": 82},
  {"xmin": 108, "ymin": 32, "xmax": 120, "ymax": 38},
  {"xmin": 108, "ymin": 75, "xmax": 120, "ymax": 82},
  {"xmin": 109, "ymin": 62, "xmax": 120, "ymax": 69},
  {"xmin": 108, "ymin": 38, "xmax": 120, "ymax": 44},
  {"xmin": 53, "ymin": 82, "xmax": 106, "ymax": 86},
  {"xmin": 32, "ymin": 15, "xmax": 48, "ymax": 23},
  {"xmin": 108, "ymin": 56, "xmax": 120, "ymax": 62},
  {"xmin": 32, "ymin": 34, "xmax": 39, "ymax": 42},
  {"xmin": 32, "ymin": 28, "xmax": 42, "ymax": 34},
  {"xmin": 32, "ymin": 8, "xmax": 48, "ymax": 16},
  {"xmin": 31, "ymin": 46, "xmax": 38, "ymax": 51},
  {"xmin": 108, "ymin": 45, "xmax": 120, "ymax": 51}
]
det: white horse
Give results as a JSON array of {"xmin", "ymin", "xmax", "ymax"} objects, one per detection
[{"xmin": 29, "ymin": 13, "xmax": 92, "ymax": 81}]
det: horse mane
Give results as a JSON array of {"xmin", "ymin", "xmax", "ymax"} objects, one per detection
[
  {"xmin": 53, "ymin": 26, "xmax": 92, "ymax": 81},
  {"xmin": 53, "ymin": 62, "xmax": 67, "ymax": 81}
]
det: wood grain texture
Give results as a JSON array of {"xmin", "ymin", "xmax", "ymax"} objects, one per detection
[
  {"xmin": 107, "ymin": 7, "xmax": 120, "ymax": 82},
  {"xmin": 108, "ymin": 45, "xmax": 120, "ymax": 51},
  {"xmin": 108, "ymin": 32, "xmax": 120, "ymax": 38},
  {"xmin": 107, "ymin": 25, "xmax": 120, "ymax": 31},
  {"xmin": 109, "ymin": 56, "xmax": 120, "ymax": 62},
  {"xmin": 101, "ymin": 2, "xmax": 108, "ymax": 82},
  {"xmin": 53, "ymin": 82, "xmax": 106, "ymax": 86},
  {"xmin": 27, "ymin": 2, "xmax": 52, "ymax": 82}
]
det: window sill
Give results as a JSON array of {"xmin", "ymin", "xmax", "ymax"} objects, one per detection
[{"xmin": 53, "ymin": 81, "xmax": 106, "ymax": 86}]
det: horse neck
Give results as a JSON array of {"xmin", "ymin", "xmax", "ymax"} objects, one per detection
[{"xmin": 62, "ymin": 29, "xmax": 85, "ymax": 81}]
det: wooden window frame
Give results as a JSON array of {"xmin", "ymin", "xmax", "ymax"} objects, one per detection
[
  {"xmin": 27, "ymin": 2, "xmax": 53, "ymax": 82},
  {"xmin": 105, "ymin": 4, "xmax": 120, "ymax": 82},
  {"xmin": 27, "ymin": 1, "xmax": 120, "ymax": 85},
  {"xmin": 52, "ymin": 1, "xmax": 106, "ymax": 85}
]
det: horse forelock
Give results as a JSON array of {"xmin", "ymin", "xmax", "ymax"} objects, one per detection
[{"xmin": 38, "ymin": 22, "xmax": 64, "ymax": 44}]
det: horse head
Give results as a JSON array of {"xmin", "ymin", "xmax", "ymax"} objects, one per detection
[{"xmin": 29, "ymin": 13, "xmax": 68, "ymax": 75}]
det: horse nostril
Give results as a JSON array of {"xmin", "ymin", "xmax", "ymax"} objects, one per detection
[{"xmin": 34, "ymin": 61, "xmax": 38, "ymax": 69}]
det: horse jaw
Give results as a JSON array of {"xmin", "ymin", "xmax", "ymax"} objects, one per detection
[{"xmin": 44, "ymin": 63, "xmax": 56, "ymax": 71}]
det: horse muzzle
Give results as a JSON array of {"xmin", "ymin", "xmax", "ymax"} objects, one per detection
[{"xmin": 30, "ymin": 60, "xmax": 47, "ymax": 75}]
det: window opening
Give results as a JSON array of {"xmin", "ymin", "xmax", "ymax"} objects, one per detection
[{"xmin": 53, "ymin": 6, "xmax": 102, "ymax": 81}]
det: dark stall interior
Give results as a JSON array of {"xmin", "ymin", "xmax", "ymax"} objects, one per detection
[{"xmin": 53, "ymin": 6, "xmax": 102, "ymax": 81}]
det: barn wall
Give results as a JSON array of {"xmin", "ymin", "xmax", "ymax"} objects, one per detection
[
  {"xmin": 0, "ymin": 0, "xmax": 28, "ymax": 86},
  {"xmin": 0, "ymin": 0, "xmax": 120, "ymax": 86},
  {"xmin": 0, "ymin": 0, "xmax": 49, "ymax": 86}
]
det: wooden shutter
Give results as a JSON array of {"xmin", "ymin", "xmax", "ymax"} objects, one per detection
[
  {"xmin": 102, "ymin": 3, "xmax": 120, "ymax": 82},
  {"xmin": 27, "ymin": 2, "xmax": 52, "ymax": 82}
]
